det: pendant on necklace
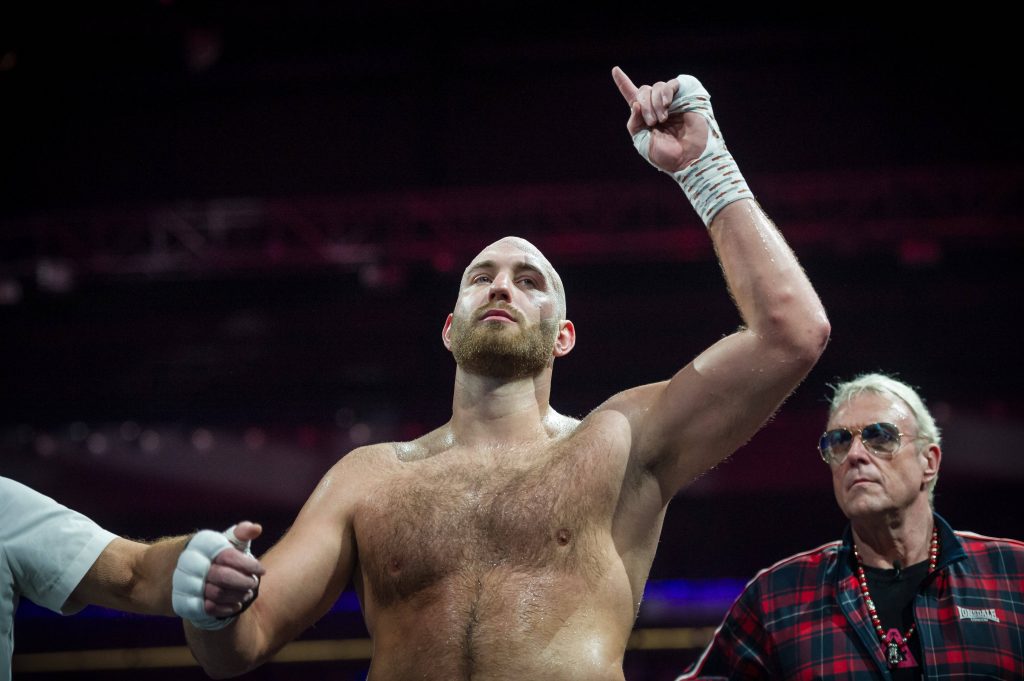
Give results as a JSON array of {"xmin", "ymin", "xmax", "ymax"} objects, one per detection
[{"xmin": 885, "ymin": 629, "xmax": 917, "ymax": 668}]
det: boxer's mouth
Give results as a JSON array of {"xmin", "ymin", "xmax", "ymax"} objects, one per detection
[{"xmin": 479, "ymin": 308, "xmax": 516, "ymax": 322}]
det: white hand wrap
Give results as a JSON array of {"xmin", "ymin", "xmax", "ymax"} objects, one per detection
[
  {"xmin": 172, "ymin": 525, "xmax": 252, "ymax": 630},
  {"xmin": 631, "ymin": 74, "xmax": 753, "ymax": 227}
]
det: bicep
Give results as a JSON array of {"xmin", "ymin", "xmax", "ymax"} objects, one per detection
[
  {"xmin": 629, "ymin": 328, "xmax": 811, "ymax": 496},
  {"xmin": 245, "ymin": 470, "xmax": 359, "ymax": 652}
]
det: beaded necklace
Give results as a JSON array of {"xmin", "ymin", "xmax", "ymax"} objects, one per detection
[{"xmin": 853, "ymin": 526, "xmax": 939, "ymax": 668}]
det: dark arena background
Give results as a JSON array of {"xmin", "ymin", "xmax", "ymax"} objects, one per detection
[{"xmin": 2, "ymin": 4, "xmax": 1021, "ymax": 680}]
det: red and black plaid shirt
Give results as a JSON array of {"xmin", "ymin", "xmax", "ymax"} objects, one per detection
[{"xmin": 678, "ymin": 514, "xmax": 1024, "ymax": 680}]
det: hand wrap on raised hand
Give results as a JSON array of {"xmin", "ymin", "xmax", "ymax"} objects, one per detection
[
  {"xmin": 172, "ymin": 525, "xmax": 254, "ymax": 630},
  {"xmin": 631, "ymin": 75, "xmax": 753, "ymax": 227}
]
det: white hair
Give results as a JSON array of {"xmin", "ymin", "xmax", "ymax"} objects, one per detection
[{"xmin": 828, "ymin": 372, "xmax": 941, "ymax": 504}]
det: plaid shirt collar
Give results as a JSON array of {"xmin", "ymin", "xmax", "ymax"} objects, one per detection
[{"xmin": 836, "ymin": 513, "xmax": 968, "ymax": 577}]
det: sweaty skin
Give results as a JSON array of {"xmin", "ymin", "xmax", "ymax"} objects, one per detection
[
  {"xmin": 184, "ymin": 69, "xmax": 830, "ymax": 681},
  {"xmin": 352, "ymin": 413, "xmax": 638, "ymax": 680}
]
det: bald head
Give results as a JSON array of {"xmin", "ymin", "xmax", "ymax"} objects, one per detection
[{"xmin": 462, "ymin": 236, "xmax": 567, "ymax": 320}]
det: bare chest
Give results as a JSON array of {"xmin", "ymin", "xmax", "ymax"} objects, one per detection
[{"xmin": 354, "ymin": 419, "xmax": 630, "ymax": 608}]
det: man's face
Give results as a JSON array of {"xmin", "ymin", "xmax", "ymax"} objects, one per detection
[
  {"xmin": 827, "ymin": 392, "xmax": 937, "ymax": 520},
  {"xmin": 443, "ymin": 238, "xmax": 567, "ymax": 379}
]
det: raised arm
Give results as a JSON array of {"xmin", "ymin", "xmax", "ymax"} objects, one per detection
[
  {"xmin": 606, "ymin": 67, "xmax": 830, "ymax": 499},
  {"xmin": 182, "ymin": 454, "xmax": 362, "ymax": 678}
]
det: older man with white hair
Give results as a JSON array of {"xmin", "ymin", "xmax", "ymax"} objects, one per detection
[{"xmin": 679, "ymin": 372, "xmax": 1024, "ymax": 680}]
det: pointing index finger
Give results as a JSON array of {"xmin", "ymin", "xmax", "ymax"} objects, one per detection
[{"xmin": 611, "ymin": 66, "xmax": 638, "ymax": 105}]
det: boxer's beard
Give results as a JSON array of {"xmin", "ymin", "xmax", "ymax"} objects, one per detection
[{"xmin": 449, "ymin": 308, "xmax": 559, "ymax": 379}]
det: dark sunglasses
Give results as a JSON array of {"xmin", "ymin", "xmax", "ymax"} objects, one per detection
[{"xmin": 818, "ymin": 422, "xmax": 924, "ymax": 465}]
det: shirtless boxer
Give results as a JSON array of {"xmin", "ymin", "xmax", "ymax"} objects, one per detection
[{"xmin": 179, "ymin": 67, "xmax": 831, "ymax": 680}]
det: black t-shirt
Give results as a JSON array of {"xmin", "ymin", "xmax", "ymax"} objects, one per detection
[{"xmin": 864, "ymin": 559, "xmax": 930, "ymax": 681}]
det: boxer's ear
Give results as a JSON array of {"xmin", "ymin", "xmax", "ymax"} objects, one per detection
[
  {"xmin": 442, "ymin": 313, "xmax": 454, "ymax": 351},
  {"xmin": 552, "ymin": 320, "xmax": 575, "ymax": 358}
]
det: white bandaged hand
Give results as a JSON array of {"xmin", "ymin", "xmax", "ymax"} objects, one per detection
[
  {"xmin": 172, "ymin": 525, "xmax": 252, "ymax": 630},
  {"xmin": 632, "ymin": 75, "xmax": 752, "ymax": 226}
]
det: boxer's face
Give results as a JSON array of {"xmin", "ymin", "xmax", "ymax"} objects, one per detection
[{"xmin": 442, "ymin": 237, "xmax": 573, "ymax": 379}]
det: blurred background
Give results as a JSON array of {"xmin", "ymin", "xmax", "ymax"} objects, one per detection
[{"xmin": 2, "ymin": 3, "xmax": 1021, "ymax": 679}]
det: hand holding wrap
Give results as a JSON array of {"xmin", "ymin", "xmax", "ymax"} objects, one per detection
[
  {"xmin": 631, "ymin": 75, "xmax": 752, "ymax": 226},
  {"xmin": 173, "ymin": 525, "xmax": 254, "ymax": 630}
]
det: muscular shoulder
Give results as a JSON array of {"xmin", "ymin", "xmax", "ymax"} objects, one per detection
[
  {"xmin": 325, "ymin": 443, "xmax": 401, "ymax": 482},
  {"xmin": 587, "ymin": 382, "xmax": 677, "ymax": 460},
  {"xmin": 591, "ymin": 382, "xmax": 666, "ymax": 420},
  {"xmin": 327, "ymin": 437, "xmax": 441, "ymax": 479}
]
